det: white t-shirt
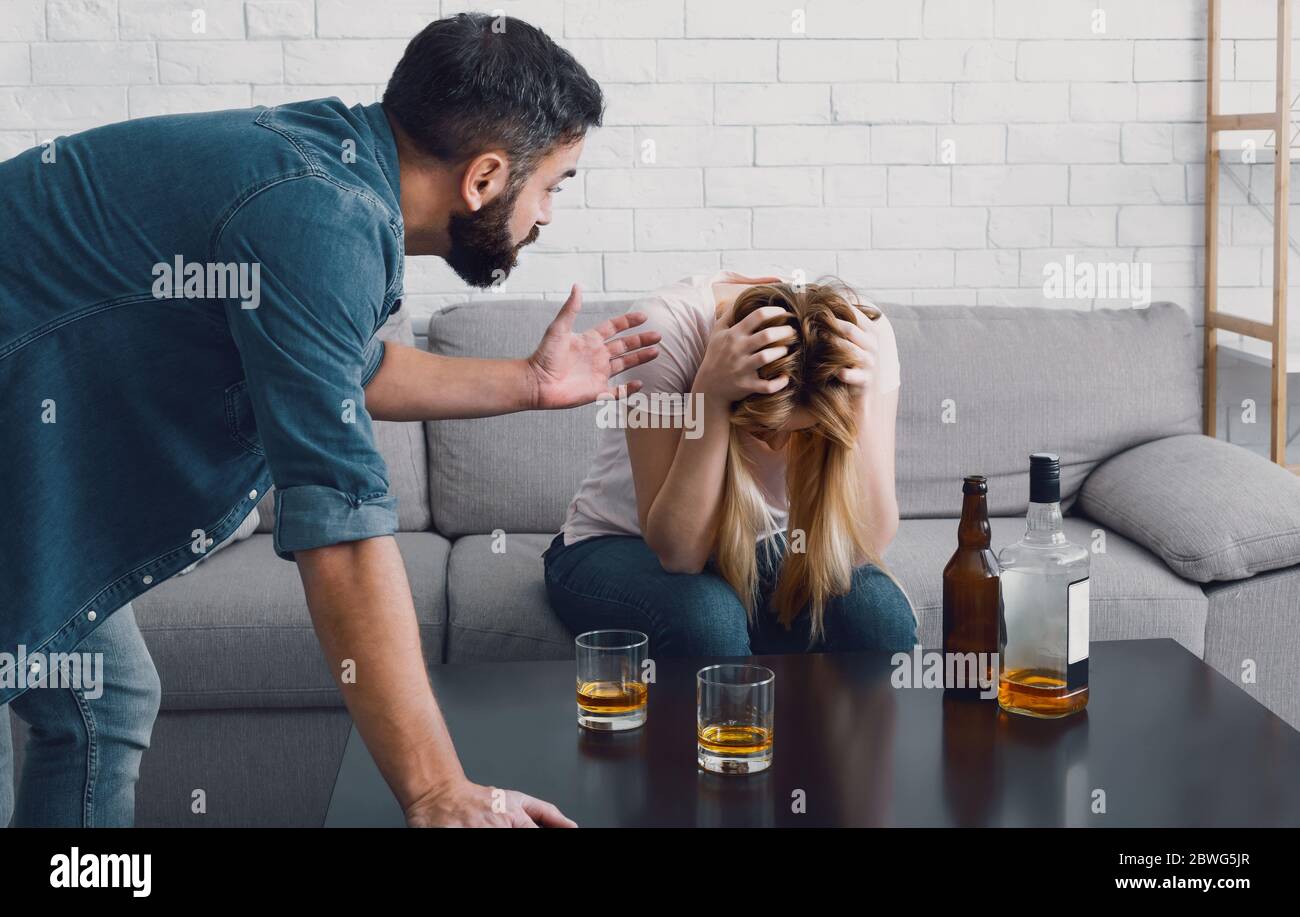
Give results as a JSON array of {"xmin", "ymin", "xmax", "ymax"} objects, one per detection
[{"xmin": 560, "ymin": 270, "xmax": 901, "ymax": 545}]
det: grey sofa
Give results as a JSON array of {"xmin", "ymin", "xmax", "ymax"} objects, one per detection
[{"xmin": 11, "ymin": 295, "xmax": 1299, "ymax": 827}]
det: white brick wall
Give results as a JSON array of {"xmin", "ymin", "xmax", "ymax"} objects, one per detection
[{"xmin": 0, "ymin": 0, "xmax": 1295, "ymax": 353}]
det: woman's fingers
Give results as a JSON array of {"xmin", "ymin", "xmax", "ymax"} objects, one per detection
[
  {"xmin": 743, "ymin": 344, "xmax": 789, "ymax": 371},
  {"xmin": 733, "ymin": 304, "xmax": 792, "ymax": 334}
]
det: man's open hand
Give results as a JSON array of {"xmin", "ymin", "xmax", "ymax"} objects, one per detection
[{"xmin": 525, "ymin": 284, "xmax": 661, "ymax": 410}]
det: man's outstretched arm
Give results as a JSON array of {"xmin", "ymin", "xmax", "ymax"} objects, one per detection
[
  {"xmin": 296, "ymin": 536, "xmax": 575, "ymax": 827},
  {"xmin": 364, "ymin": 284, "xmax": 660, "ymax": 421}
]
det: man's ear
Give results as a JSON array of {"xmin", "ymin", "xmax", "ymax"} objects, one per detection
[{"xmin": 460, "ymin": 151, "xmax": 510, "ymax": 212}]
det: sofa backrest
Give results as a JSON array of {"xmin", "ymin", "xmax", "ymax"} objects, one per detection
[
  {"xmin": 424, "ymin": 297, "xmax": 1201, "ymax": 534},
  {"xmin": 256, "ymin": 313, "xmax": 432, "ymax": 532},
  {"xmin": 887, "ymin": 301, "xmax": 1200, "ymax": 517},
  {"xmin": 424, "ymin": 300, "xmax": 624, "ymax": 536}
]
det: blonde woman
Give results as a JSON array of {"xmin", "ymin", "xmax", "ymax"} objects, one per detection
[{"xmin": 544, "ymin": 271, "xmax": 917, "ymax": 656}]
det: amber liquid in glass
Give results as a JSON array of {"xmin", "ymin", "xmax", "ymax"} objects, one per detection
[
  {"xmin": 576, "ymin": 680, "xmax": 647, "ymax": 714},
  {"xmin": 697, "ymin": 723, "xmax": 774, "ymax": 756},
  {"xmin": 998, "ymin": 668, "xmax": 1089, "ymax": 718}
]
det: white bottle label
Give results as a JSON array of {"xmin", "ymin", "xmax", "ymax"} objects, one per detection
[
  {"xmin": 1067, "ymin": 577, "xmax": 1090, "ymax": 690},
  {"xmin": 1068, "ymin": 578, "xmax": 1089, "ymax": 663}
]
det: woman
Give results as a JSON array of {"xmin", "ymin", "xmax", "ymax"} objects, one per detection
[{"xmin": 544, "ymin": 271, "xmax": 916, "ymax": 656}]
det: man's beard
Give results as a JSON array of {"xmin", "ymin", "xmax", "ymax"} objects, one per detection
[{"xmin": 444, "ymin": 182, "xmax": 540, "ymax": 288}]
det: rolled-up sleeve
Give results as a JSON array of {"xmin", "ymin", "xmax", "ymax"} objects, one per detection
[{"xmin": 213, "ymin": 175, "xmax": 403, "ymax": 561}]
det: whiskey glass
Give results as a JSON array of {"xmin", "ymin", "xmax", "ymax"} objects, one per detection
[
  {"xmin": 697, "ymin": 664, "xmax": 775, "ymax": 774},
  {"xmin": 575, "ymin": 630, "xmax": 648, "ymax": 730}
]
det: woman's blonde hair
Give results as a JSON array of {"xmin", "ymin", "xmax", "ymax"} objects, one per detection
[{"xmin": 711, "ymin": 278, "xmax": 890, "ymax": 645}]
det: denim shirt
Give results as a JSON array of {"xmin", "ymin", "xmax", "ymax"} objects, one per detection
[{"xmin": 0, "ymin": 99, "xmax": 405, "ymax": 704}]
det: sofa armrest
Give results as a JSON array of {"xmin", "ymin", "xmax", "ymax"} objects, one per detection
[{"xmin": 1077, "ymin": 433, "xmax": 1300, "ymax": 583}]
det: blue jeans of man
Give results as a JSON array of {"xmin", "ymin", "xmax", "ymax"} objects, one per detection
[
  {"xmin": 0, "ymin": 604, "xmax": 160, "ymax": 827},
  {"xmin": 544, "ymin": 534, "xmax": 917, "ymax": 656}
]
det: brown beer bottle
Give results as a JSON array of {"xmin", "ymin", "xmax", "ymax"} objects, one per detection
[{"xmin": 942, "ymin": 475, "xmax": 1002, "ymax": 698}]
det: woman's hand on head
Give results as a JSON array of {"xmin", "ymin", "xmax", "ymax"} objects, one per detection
[
  {"xmin": 832, "ymin": 308, "xmax": 880, "ymax": 405},
  {"xmin": 694, "ymin": 305, "xmax": 796, "ymax": 405}
]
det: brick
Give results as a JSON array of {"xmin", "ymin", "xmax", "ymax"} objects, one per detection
[
  {"xmin": 936, "ymin": 124, "xmax": 1006, "ymax": 163},
  {"xmin": 247, "ymin": 1, "xmax": 315, "ymax": 38},
  {"xmin": 1121, "ymin": 123, "xmax": 1173, "ymax": 163},
  {"xmin": 752, "ymin": 207, "xmax": 869, "ymax": 249},
  {"xmin": 1007, "ymin": 124, "xmax": 1119, "ymax": 163},
  {"xmin": 899, "ymin": 40, "xmax": 1015, "ymax": 82},
  {"xmin": 559, "ymin": 39, "xmax": 656, "ymax": 83},
  {"xmin": 587, "ymin": 168, "xmax": 702, "ymax": 207},
  {"xmin": 872, "ymin": 207, "xmax": 985, "ymax": 248},
  {"xmin": 48, "ymin": 0, "xmax": 117, "ymax": 40},
  {"xmin": 636, "ymin": 208, "xmax": 749, "ymax": 250},
  {"xmin": 454, "ymin": 1, "xmax": 564, "ymax": 39},
  {"xmin": 0, "ymin": 86, "xmax": 126, "ymax": 130},
  {"xmin": 533, "ymin": 209, "xmax": 633, "ymax": 252},
  {"xmin": 994, "ymin": 0, "xmax": 1099, "ymax": 39},
  {"xmin": 952, "ymin": 165, "xmax": 1068, "ymax": 205},
  {"xmin": 924, "ymin": 0, "xmax": 993, "ymax": 38},
  {"xmin": 1070, "ymin": 165, "xmax": 1185, "ymax": 204},
  {"xmin": 954, "ymin": 83, "xmax": 1067, "ymax": 122},
  {"xmin": 706, "ymin": 167, "xmax": 822, "ymax": 206},
  {"xmin": 833, "ymin": 84, "xmax": 950, "ymax": 124},
  {"xmin": 716, "ymin": 83, "xmax": 830, "ymax": 125},
  {"xmin": 658, "ymin": 40, "xmax": 776, "ymax": 82},
  {"xmin": 120, "ymin": 0, "xmax": 246, "ymax": 39},
  {"xmin": 159, "ymin": 41, "xmax": 283, "ymax": 84},
  {"xmin": 252, "ymin": 85, "xmax": 377, "ymax": 107},
  {"xmin": 838, "ymin": 250, "xmax": 954, "ymax": 287},
  {"xmin": 128, "ymin": 84, "xmax": 250, "ymax": 118},
  {"xmin": 871, "ymin": 126, "xmax": 936, "ymax": 164},
  {"xmin": 317, "ymin": 0, "xmax": 439, "ymax": 38},
  {"xmin": 887, "ymin": 165, "xmax": 950, "ymax": 205},
  {"xmin": 1117, "ymin": 205, "xmax": 1203, "ymax": 245},
  {"xmin": 956, "ymin": 249, "xmax": 1019, "ymax": 286},
  {"xmin": 32, "ymin": 42, "xmax": 157, "ymax": 85},
  {"xmin": 721, "ymin": 250, "xmax": 839, "ymax": 280},
  {"xmin": 1070, "ymin": 83, "xmax": 1137, "ymax": 121},
  {"xmin": 0, "ymin": 46, "xmax": 30, "ymax": 85},
  {"xmin": 988, "ymin": 206, "xmax": 1051, "ymax": 246},
  {"xmin": 632, "ymin": 126, "xmax": 752, "ymax": 167},
  {"xmin": 603, "ymin": 251, "xmax": 721, "ymax": 291},
  {"xmin": 824, "ymin": 166, "xmax": 888, "ymax": 206},
  {"xmin": 0, "ymin": 0, "xmax": 46, "ymax": 40},
  {"xmin": 284, "ymin": 40, "xmax": 408, "ymax": 83},
  {"xmin": 756, "ymin": 125, "xmax": 869, "ymax": 165},
  {"xmin": 1052, "ymin": 206, "xmax": 1117, "ymax": 246},
  {"xmin": 566, "ymin": 0, "xmax": 684, "ymax": 38},
  {"xmin": 603, "ymin": 83, "xmax": 713, "ymax": 125},
  {"xmin": 778, "ymin": 40, "xmax": 896, "ymax": 82}
]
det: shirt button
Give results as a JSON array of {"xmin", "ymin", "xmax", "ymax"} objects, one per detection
[
  {"xmin": 142, "ymin": 574, "xmax": 154, "ymax": 585},
  {"xmin": 87, "ymin": 610, "xmax": 97, "ymax": 622},
  {"xmin": 206, "ymin": 537, "xmax": 215, "ymax": 547},
  {"xmin": 29, "ymin": 660, "xmax": 39, "ymax": 673},
  {"xmin": 249, "ymin": 489, "xmax": 259, "ymax": 500}
]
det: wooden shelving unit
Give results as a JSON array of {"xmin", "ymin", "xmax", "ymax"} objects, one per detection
[{"xmin": 1204, "ymin": 0, "xmax": 1298, "ymax": 473}]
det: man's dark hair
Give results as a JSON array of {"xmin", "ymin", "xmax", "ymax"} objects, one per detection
[{"xmin": 383, "ymin": 12, "xmax": 604, "ymax": 186}]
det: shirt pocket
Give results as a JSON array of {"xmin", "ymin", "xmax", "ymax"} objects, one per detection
[{"xmin": 223, "ymin": 379, "xmax": 264, "ymax": 456}]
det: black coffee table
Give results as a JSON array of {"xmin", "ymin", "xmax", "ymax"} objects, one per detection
[{"xmin": 324, "ymin": 639, "xmax": 1300, "ymax": 827}]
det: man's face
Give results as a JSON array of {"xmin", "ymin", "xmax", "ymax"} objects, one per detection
[{"xmin": 445, "ymin": 138, "xmax": 584, "ymax": 288}]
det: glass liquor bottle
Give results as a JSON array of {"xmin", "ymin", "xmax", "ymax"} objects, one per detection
[{"xmin": 997, "ymin": 453, "xmax": 1090, "ymax": 718}]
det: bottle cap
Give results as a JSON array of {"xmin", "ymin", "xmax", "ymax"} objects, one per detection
[
  {"xmin": 962, "ymin": 474, "xmax": 988, "ymax": 495},
  {"xmin": 1029, "ymin": 452, "xmax": 1061, "ymax": 503}
]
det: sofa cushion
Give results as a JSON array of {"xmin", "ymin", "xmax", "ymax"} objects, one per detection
[
  {"xmin": 883, "ymin": 514, "xmax": 1209, "ymax": 656},
  {"xmin": 425, "ymin": 300, "xmax": 632, "ymax": 536},
  {"xmin": 1077, "ymin": 433, "xmax": 1300, "ymax": 582},
  {"xmin": 444, "ymin": 533, "xmax": 574, "ymax": 662},
  {"xmin": 256, "ymin": 313, "xmax": 431, "ymax": 532},
  {"xmin": 887, "ymin": 301, "xmax": 1200, "ymax": 518},
  {"xmin": 132, "ymin": 532, "xmax": 450, "ymax": 710}
]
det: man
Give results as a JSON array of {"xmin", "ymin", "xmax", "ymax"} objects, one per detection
[{"xmin": 0, "ymin": 13, "xmax": 658, "ymax": 828}]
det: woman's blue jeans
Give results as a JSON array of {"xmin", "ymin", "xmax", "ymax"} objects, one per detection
[
  {"xmin": 544, "ymin": 534, "xmax": 917, "ymax": 656},
  {"xmin": 0, "ymin": 603, "xmax": 161, "ymax": 827}
]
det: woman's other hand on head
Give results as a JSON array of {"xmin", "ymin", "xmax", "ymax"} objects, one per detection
[
  {"xmin": 832, "ymin": 307, "xmax": 880, "ymax": 403},
  {"xmin": 694, "ymin": 304, "xmax": 795, "ymax": 406}
]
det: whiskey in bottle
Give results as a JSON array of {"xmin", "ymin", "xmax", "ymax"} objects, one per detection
[
  {"xmin": 942, "ymin": 475, "xmax": 1002, "ymax": 697},
  {"xmin": 997, "ymin": 453, "xmax": 1090, "ymax": 718}
]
